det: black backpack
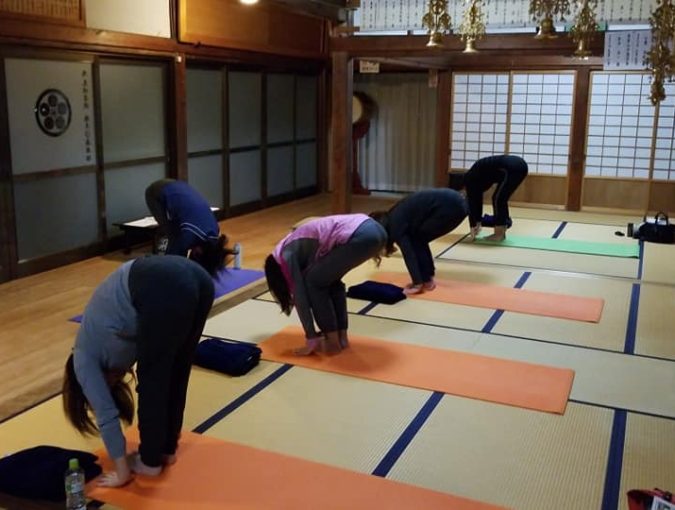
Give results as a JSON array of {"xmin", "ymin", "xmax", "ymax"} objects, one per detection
[{"xmin": 629, "ymin": 212, "xmax": 675, "ymax": 244}]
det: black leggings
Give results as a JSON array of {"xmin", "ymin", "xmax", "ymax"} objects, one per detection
[
  {"xmin": 491, "ymin": 158, "xmax": 528, "ymax": 226},
  {"xmin": 128, "ymin": 255, "xmax": 214, "ymax": 467}
]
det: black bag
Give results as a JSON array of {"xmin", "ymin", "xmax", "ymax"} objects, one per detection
[
  {"xmin": 194, "ymin": 338, "xmax": 262, "ymax": 376},
  {"xmin": 347, "ymin": 281, "xmax": 407, "ymax": 304},
  {"xmin": 630, "ymin": 212, "xmax": 675, "ymax": 244},
  {"xmin": 0, "ymin": 446, "xmax": 101, "ymax": 502}
]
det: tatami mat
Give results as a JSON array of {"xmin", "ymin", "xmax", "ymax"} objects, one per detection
[
  {"xmin": 619, "ymin": 413, "xmax": 675, "ymax": 510},
  {"xmin": 508, "ymin": 207, "xmax": 636, "ymax": 226},
  {"xmin": 0, "ymin": 365, "xmax": 282, "ymax": 455},
  {"xmin": 438, "ymin": 241, "xmax": 639, "ymax": 278},
  {"xmin": 558, "ymin": 222, "xmax": 637, "ymax": 246},
  {"xmin": 641, "ymin": 242, "xmax": 675, "ymax": 285},
  {"xmin": 474, "ymin": 333, "xmax": 675, "ymax": 418},
  {"xmin": 492, "ymin": 271, "xmax": 632, "ymax": 351},
  {"xmin": 202, "ymin": 366, "xmax": 431, "ymax": 473},
  {"xmin": 351, "ymin": 257, "xmax": 632, "ymax": 352},
  {"xmin": 386, "ymin": 398, "xmax": 612, "ymax": 510},
  {"xmin": 205, "ymin": 298, "xmax": 675, "ymax": 418},
  {"xmin": 0, "ymin": 395, "xmax": 102, "ymax": 456},
  {"xmin": 635, "ymin": 283, "xmax": 675, "ymax": 360}
]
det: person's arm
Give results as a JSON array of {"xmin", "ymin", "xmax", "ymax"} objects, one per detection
[
  {"xmin": 396, "ymin": 233, "xmax": 424, "ymax": 285},
  {"xmin": 165, "ymin": 230, "xmax": 197, "ymax": 257},
  {"xmin": 465, "ymin": 183, "xmax": 484, "ymax": 228},
  {"xmin": 282, "ymin": 245, "xmax": 319, "ymax": 339},
  {"xmin": 73, "ymin": 351, "xmax": 131, "ymax": 487}
]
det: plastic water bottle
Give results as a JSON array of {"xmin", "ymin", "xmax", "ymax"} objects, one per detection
[
  {"xmin": 233, "ymin": 243, "xmax": 242, "ymax": 270},
  {"xmin": 65, "ymin": 458, "xmax": 86, "ymax": 510}
]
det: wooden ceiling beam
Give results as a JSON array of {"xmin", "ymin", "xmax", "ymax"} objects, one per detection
[{"xmin": 331, "ymin": 33, "xmax": 605, "ymax": 65}]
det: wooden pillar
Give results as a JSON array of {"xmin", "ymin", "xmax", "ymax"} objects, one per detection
[
  {"xmin": 0, "ymin": 59, "xmax": 16, "ymax": 281},
  {"xmin": 567, "ymin": 67, "xmax": 591, "ymax": 211},
  {"xmin": 317, "ymin": 68, "xmax": 329, "ymax": 193},
  {"xmin": 330, "ymin": 51, "xmax": 353, "ymax": 213},
  {"xmin": 435, "ymin": 70, "xmax": 451, "ymax": 188},
  {"xmin": 170, "ymin": 53, "xmax": 188, "ymax": 181}
]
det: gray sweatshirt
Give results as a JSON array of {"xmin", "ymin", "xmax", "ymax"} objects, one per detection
[{"xmin": 73, "ymin": 260, "xmax": 138, "ymax": 460}]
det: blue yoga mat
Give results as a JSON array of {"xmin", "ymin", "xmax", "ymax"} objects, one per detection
[{"xmin": 69, "ymin": 268, "xmax": 264, "ymax": 324}]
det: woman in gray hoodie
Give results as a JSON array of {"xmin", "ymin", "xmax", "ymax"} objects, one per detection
[{"xmin": 62, "ymin": 255, "xmax": 214, "ymax": 487}]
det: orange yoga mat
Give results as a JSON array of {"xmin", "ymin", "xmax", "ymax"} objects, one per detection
[
  {"xmin": 260, "ymin": 326, "xmax": 574, "ymax": 414},
  {"xmin": 88, "ymin": 431, "xmax": 505, "ymax": 510},
  {"xmin": 373, "ymin": 272, "xmax": 604, "ymax": 323}
]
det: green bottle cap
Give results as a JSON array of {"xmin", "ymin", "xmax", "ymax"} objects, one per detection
[{"xmin": 68, "ymin": 458, "xmax": 79, "ymax": 470}]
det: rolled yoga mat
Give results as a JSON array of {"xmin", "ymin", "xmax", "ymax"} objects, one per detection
[
  {"xmin": 473, "ymin": 234, "xmax": 639, "ymax": 258},
  {"xmin": 87, "ymin": 431, "xmax": 506, "ymax": 510},
  {"xmin": 372, "ymin": 272, "xmax": 604, "ymax": 322},
  {"xmin": 259, "ymin": 326, "xmax": 574, "ymax": 414}
]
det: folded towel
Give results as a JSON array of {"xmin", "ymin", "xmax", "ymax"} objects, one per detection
[
  {"xmin": 194, "ymin": 338, "xmax": 262, "ymax": 376},
  {"xmin": 0, "ymin": 446, "xmax": 101, "ymax": 502},
  {"xmin": 347, "ymin": 281, "xmax": 407, "ymax": 304}
]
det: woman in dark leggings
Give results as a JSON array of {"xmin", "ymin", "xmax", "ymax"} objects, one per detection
[
  {"xmin": 63, "ymin": 255, "xmax": 214, "ymax": 487},
  {"xmin": 265, "ymin": 214, "xmax": 387, "ymax": 356},
  {"xmin": 370, "ymin": 188, "xmax": 468, "ymax": 295},
  {"xmin": 462, "ymin": 155, "xmax": 529, "ymax": 242}
]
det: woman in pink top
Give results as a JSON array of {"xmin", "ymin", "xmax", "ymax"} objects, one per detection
[{"xmin": 265, "ymin": 214, "xmax": 387, "ymax": 355}]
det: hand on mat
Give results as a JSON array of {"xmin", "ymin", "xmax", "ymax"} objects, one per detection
[
  {"xmin": 403, "ymin": 284, "xmax": 423, "ymax": 295},
  {"xmin": 98, "ymin": 468, "xmax": 132, "ymax": 487}
]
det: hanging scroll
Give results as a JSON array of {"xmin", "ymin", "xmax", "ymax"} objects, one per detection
[{"xmin": 603, "ymin": 30, "xmax": 652, "ymax": 70}]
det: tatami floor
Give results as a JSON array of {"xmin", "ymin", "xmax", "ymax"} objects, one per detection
[{"xmin": 1, "ymin": 197, "xmax": 674, "ymax": 510}]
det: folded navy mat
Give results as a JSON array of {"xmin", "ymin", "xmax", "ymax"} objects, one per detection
[
  {"xmin": 0, "ymin": 446, "xmax": 101, "ymax": 502},
  {"xmin": 347, "ymin": 280, "xmax": 406, "ymax": 305},
  {"xmin": 194, "ymin": 338, "xmax": 262, "ymax": 376}
]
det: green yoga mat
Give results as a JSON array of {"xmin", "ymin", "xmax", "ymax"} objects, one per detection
[{"xmin": 474, "ymin": 234, "xmax": 640, "ymax": 258}]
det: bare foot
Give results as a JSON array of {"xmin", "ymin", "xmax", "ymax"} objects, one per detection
[
  {"xmin": 422, "ymin": 280, "xmax": 436, "ymax": 291},
  {"xmin": 338, "ymin": 330, "xmax": 349, "ymax": 350},
  {"xmin": 130, "ymin": 454, "xmax": 162, "ymax": 476},
  {"xmin": 294, "ymin": 337, "xmax": 321, "ymax": 356},
  {"xmin": 323, "ymin": 332, "xmax": 342, "ymax": 354},
  {"xmin": 403, "ymin": 284, "xmax": 423, "ymax": 295},
  {"xmin": 483, "ymin": 233, "xmax": 506, "ymax": 242}
]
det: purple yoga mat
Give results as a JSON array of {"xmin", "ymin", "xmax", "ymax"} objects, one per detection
[{"xmin": 69, "ymin": 268, "xmax": 264, "ymax": 324}]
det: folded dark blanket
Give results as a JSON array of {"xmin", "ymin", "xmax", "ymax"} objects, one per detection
[
  {"xmin": 481, "ymin": 214, "xmax": 513, "ymax": 228},
  {"xmin": 0, "ymin": 446, "xmax": 101, "ymax": 502},
  {"xmin": 194, "ymin": 338, "xmax": 262, "ymax": 376},
  {"xmin": 347, "ymin": 281, "xmax": 406, "ymax": 305}
]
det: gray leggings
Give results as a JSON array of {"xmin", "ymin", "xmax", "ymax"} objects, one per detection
[{"xmin": 305, "ymin": 219, "xmax": 386, "ymax": 334}]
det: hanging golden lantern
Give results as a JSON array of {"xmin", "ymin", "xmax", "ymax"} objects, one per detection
[
  {"xmin": 644, "ymin": 0, "xmax": 675, "ymax": 105},
  {"xmin": 422, "ymin": 0, "xmax": 452, "ymax": 48},
  {"xmin": 529, "ymin": 0, "xmax": 572, "ymax": 39},
  {"xmin": 569, "ymin": 0, "xmax": 599, "ymax": 59},
  {"xmin": 458, "ymin": 0, "xmax": 486, "ymax": 53}
]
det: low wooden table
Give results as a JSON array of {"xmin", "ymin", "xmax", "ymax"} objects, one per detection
[{"xmin": 114, "ymin": 207, "xmax": 220, "ymax": 254}]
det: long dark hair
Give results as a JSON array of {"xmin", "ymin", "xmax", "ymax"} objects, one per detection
[
  {"xmin": 189, "ymin": 234, "xmax": 236, "ymax": 276},
  {"xmin": 62, "ymin": 353, "xmax": 135, "ymax": 436},
  {"xmin": 264, "ymin": 254, "xmax": 292, "ymax": 316},
  {"xmin": 369, "ymin": 210, "xmax": 397, "ymax": 258}
]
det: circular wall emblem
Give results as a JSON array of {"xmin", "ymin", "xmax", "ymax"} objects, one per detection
[{"xmin": 34, "ymin": 89, "xmax": 71, "ymax": 137}]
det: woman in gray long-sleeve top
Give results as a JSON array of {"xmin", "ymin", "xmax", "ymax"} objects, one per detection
[
  {"xmin": 62, "ymin": 255, "xmax": 214, "ymax": 487},
  {"xmin": 370, "ymin": 188, "xmax": 468, "ymax": 295}
]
